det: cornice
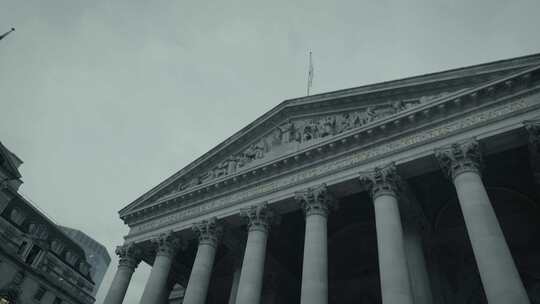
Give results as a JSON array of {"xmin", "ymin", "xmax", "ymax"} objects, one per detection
[
  {"xmin": 119, "ymin": 54, "xmax": 540, "ymax": 219},
  {"xmin": 121, "ymin": 65, "xmax": 540, "ymax": 227}
]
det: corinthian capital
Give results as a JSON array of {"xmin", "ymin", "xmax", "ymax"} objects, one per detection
[
  {"xmin": 295, "ymin": 184, "xmax": 335, "ymax": 217},
  {"xmin": 152, "ymin": 232, "xmax": 182, "ymax": 258},
  {"xmin": 359, "ymin": 163, "xmax": 401, "ymax": 199},
  {"xmin": 115, "ymin": 243, "xmax": 142, "ymax": 270},
  {"xmin": 240, "ymin": 202, "xmax": 274, "ymax": 233},
  {"xmin": 435, "ymin": 139, "xmax": 482, "ymax": 179},
  {"xmin": 193, "ymin": 217, "xmax": 222, "ymax": 247}
]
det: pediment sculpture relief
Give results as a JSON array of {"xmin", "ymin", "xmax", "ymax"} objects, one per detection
[{"xmin": 166, "ymin": 91, "xmax": 454, "ymax": 194}]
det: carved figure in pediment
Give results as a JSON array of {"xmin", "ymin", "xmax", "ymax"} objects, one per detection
[
  {"xmin": 236, "ymin": 155, "xmax": 248, "ymax": 170},
  {"xmin": 366, "ymin": 107, "xmax": 377, "ymax": 122},
  {"xmin": 214, "ymin": 162, "xmax": 228, "ymax": 178},
  {"xmin": 254, "ymin": 141, "xmax": 266, "ymax": 159},
  {"xmin": 340, "ymin": 113, "xmax": 356, "ymax": 132},
  {"xmin": 320, "ymin": 116, "xmax": 336, "ymax": 137},
  {"xmin": 188, "ymin": 177, "xmax": 201, "ymax": 187},
  {"xmin": 268, "ymin": 129, "xmax": 281, "ymax": 147},
  {"xmin": 393, "ymin": 100, "xmax": 406, "ymax": 113},
  {"xmin": 279, "ymin": 120, "xmax": 294, "ymax": 144},
  {"xmin": 302, "ymin": 124, "xmax": 314, "ymax": 142},
  {"xmin": 243, "ymin": 145, "xmax": 256, "ymax": 161},
  {"xmin": 225, "ymin": 157, "xmax": 237, "ymax": 175}
]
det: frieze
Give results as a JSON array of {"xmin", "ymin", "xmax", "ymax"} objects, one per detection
[
  {"xmin": 128, "ymin": 95, "xmax": 535, "ymax": 237},
  {"xmin": 173, "ymin": 92, "xmax": 454, "ymax": 192}
]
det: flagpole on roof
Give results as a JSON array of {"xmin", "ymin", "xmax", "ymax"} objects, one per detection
[
  {"xmin": 0, "ymin": 27, "xmax": 15, "ymax": 43},
  {"xmin": 307, "ymin": 51, "xmax": 313, "ymax": 96}
]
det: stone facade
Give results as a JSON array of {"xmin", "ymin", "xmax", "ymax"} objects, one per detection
[
  {"xmin": 59, "ymin": 226, "xmax": 111, "ymax": 296},
  {"xmin": 0, "ymin": 143, "xmax": 98, "ymax": 304},
  {"xmin": 105, "ymin": 53, "xmax": 540, "ymax": 303}
]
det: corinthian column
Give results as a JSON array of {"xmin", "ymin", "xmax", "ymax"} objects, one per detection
[
  {"xmin": 139, "ymin": 232, "xmax": 182, "ymax": 304},
  {"xmin": 436, "ymin": 139, "xmax": 530, "ymax": 304},
  {"xmin": 235, "ymin": 202, "xmax": 273, "ymax": 304},
  {"xmin": 360, "ymin": 164, "xmax": 413, "ymax": 304},
  {"xmin": 183, "ymin": 218, "xmax": 222, "ymax": 304},
  {"xmin": 295, "ymin": 184, "xmax": 334, "ymax": 304},
  {"xmin": 103, "ymin": 243, "xmax": 141, "ymax": 304}
]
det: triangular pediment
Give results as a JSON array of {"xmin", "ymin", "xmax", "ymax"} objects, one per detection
[{"xmin": 119, "ymin": 52, "xmax": 540, "ymax": 219}]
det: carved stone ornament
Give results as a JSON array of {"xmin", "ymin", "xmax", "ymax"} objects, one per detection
[
  {"xmin": 50, "ymin": 239, "xmax": 65, "ymax": 255},
  {"xmin": 9, "ymin": 208, "xmax": 26, "ymax": 226},
  {"xmin": 295, "ymin": 184, "xmax": 335, "ymax": 217},
  {"xmin": 170, "ymin": 92, "xmax": 453, "ymax": 193},
  {"xmin": 65, "ymin": 250, "xmax": 79, "ymax": 266},
  {"xmin": 115, "ymin": 243, "xmax": 142, "ymax": 269},
  {"xmin": 152, "ymin": 232, "xmax": 182, "ymax": 258},
  {"xmin": 435, "ymin": 139, "xmax": 483, "ymax": 180},
  {"xmin": 359, "ymin": 163, "xmax": 401, "ymax": 199},
  {"xmin": 239, "ymin": 202, "xmax": 274, "ymax": 233},
  {"xmin": 28, "ymin": 223, "xmax": 49, "ymax": 240},
  {"xmin": 193, "ymin": 217, "xmax": 222, "ymax": 247}
]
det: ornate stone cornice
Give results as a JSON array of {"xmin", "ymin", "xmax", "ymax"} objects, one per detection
[
  {"xmin": 240, "ymin": 202, "xmax": 274, "ymax": 233},
  {"xmin": 152, "ymin": 232, "xmax": 182, "ymax": 258},
  {"xmin": 193, "ymin": 218, "xmax": 222, "ymax": 248},
  {"xmin": 115, "ymin": 243, "xmax": 142, "ymax": 270},
  {"xmin": 295, "ymin": 184, "xmax": 335, "ymax": 217},
  {"xmin": 435, "ymin": 139, "xmax": 483, "ymax": 180},
  {"xmin": 359, "ymin": 163, "xmax": 401, "ymax": 200}
]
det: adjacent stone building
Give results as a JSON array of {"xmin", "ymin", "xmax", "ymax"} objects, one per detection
[
  {"xmin": 104, "ymin": 53, "xmax": 540, "ymax": 303},
  {"xmin": 0, "ymin": 142, "xmax": 98, "ymax": 304},
  {"xmin": 59, "ymin": 226, "xmax": 111, "ymax": 296}
]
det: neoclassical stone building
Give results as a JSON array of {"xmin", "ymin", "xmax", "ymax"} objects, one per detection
[
  {"xmin": 0, "ymin": 142, "xmax": 98, "ymax": 304},
  {"xmin": 105, "ymin": 53, "xmax": 540, "ymax": 304}
]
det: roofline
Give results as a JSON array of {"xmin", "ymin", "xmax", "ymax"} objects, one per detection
[
  {"xmin": 285, "ymin": 51, "xmax": 540, "ymax": 104},
  {"xmin": 58, "ymin": 225, "xmax": 112, "ymax": 261},
  {"xmin": 11, "ymin": 190, "xmax": 89, "ymax": 261},
  {"xmin": 119, "ymin": 51, "xmax": 540, "ymax": 216},
  {"xmin": 0, "ymin": 141, "xmax": 22, "ymax": 179}
]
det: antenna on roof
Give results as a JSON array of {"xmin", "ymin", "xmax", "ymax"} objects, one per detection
[{"xmin": 307, "ymin": 51, "xmax": 314, "ymax": 96}]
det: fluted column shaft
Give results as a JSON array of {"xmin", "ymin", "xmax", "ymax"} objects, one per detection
[
  {"xmin": 228, "ymin": 266, "xmax": 241, "ymax": 304},
  {"xmin": 296, "ymin": 184, "xmax": 333, "ymax": 304},
  {"xmin": 361, "ymin": 165, "xmax": 414, "ymax": 304},
  {"xmin": 437, "ymin": 140, "xmax": 529, "ymax": 304},
  {"xmin": 183, "ymin": 218, "xmax": 221, "ymax": 304},
  {"xmin": 403, "ymin": 227, "xmax": 433, "ymax": 304},
  {"xmin": 103, "ymin": 244, "xmax": 141, "ymax": 304},
  {"xmin": 139, "ymin": 233, "xmax": 181, "ymax": 304},
  {"xmin": 235, "ymin": 203, "xmax": 273, "ymax": 304}
]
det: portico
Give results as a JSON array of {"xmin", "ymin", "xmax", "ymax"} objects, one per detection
[{"xmin": 104, "ymin": 53, "xmax": 540, "ymax": 303}]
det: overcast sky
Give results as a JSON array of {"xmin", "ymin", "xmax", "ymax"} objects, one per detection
[{"xmin": 1, "ymin": 0, "xmax": 540, "ymax": 303}]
